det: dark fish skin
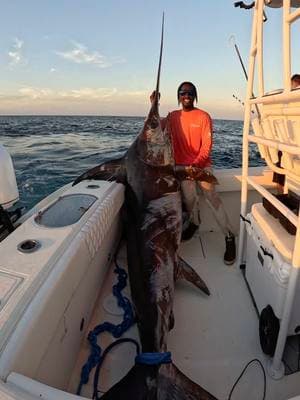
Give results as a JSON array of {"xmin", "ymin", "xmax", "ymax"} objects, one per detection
[{"xmin": 100, "ymin": 363, "xmax": 217, "ymax": 400}]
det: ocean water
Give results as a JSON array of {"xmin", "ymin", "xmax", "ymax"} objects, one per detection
[{"xmin": 0, "ymin": 116, "xmax": 264, "ymax": 211}]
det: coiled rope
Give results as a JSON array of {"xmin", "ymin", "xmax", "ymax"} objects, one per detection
[{"xmin": 76, "ymin": 256, "xmax": 135, "ymax": 396}]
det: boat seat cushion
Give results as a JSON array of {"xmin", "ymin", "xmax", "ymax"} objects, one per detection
[{"xmin": 251, "ymin": 203, "xmax": 295, "ymax": 261}]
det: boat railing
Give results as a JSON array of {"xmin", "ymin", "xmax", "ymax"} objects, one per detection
[
  {"xmin": 238, "ymin": 0, "xmax": 300, "ymax": 380},
  {"xmin": 251, "ymin": 100, "xmax": 300, "ymax": 183},
  {"xmin": 243, "ymin": 95, "xmax": 300, "ymax": 232},
  {"xmin": 239, "ymin": 0, "xmax": 300, "ymax": 267}
]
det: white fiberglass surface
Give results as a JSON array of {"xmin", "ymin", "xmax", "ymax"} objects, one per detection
[
  {"xmin": 171, "ymin": 231, "xmax": 300, "ymax": 400},
  {"xmin": 71, "ymin": 232, "xmax": 300, "ymax": 400}
]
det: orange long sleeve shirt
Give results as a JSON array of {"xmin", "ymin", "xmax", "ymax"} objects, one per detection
[{"xmin": 165, "ymin": 108, "xmax": 213, "ymax": 169}]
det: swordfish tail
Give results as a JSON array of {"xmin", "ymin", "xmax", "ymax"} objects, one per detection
[{"xmin": 101, "ymin": 361, "xmax": 218, "ymax": 400}]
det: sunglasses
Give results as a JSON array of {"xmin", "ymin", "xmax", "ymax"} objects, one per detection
[{"xmin": 179, "ymin": 90, "xmax": 195, "ymax": 97}]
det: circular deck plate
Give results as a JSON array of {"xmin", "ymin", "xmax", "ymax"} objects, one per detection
[{"xmin": 102, "ymin": 294, "xmax": 124, "ymax": 316}]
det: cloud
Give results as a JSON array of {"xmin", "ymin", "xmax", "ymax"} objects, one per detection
[
  {"xmin": 0, "ymin": 85, "xmax": 156, "ymax": 115},
  {"xmin": 56, "ymin": 41, "xmax": 125, "ymax": 68},
  {"xmin": 0, "ymin": 86, "xmax": 149, "ymax": 116},
  {"xmin": 9, "ymin": 86, "xmax": 121, "ymax": 101},
  {"xmin": 18, "ymin": 87, "xmax": 54, "ymax": 99},
  {"xmin": 50, "ymin": 67, "xmax": 57, "ymax": 73},
  {"xmin": 59, "ymin": 87, "xmax": 118, "ymax": 99},
  {"xmin": 8, "ymin": 38, "xmax": 26, "ymax": 66}
]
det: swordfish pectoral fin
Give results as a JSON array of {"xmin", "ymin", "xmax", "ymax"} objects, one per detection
[
  {"xmin": 176, "ymin": 256, "xmax": 210, "ymax": 296},
  {"xmin": 72, "ymin": 157, "xmax": 126, "ymax": 186}
]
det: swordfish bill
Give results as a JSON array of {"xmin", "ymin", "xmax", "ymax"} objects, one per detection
[{"xmin": 98, "ymin": 15, "xmax": 218, "ymax": 400}]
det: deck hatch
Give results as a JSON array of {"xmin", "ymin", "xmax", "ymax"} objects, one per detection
[
  {"xmin": 0, "ymin": 271, "xmax": 23, "ymax": 311},
  {"xmin": 35, "ymin": 194, "xmax": 97, "ymax": 228}
]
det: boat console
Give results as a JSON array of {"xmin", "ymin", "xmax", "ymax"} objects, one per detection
[{"xmin": 0, "ymin": 145, "xmax": 23, "ymax": 241}]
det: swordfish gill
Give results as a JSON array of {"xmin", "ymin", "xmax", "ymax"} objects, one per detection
[{"xmin": 73, "ymin": 15, "xmax": 218, "ymax": 400}]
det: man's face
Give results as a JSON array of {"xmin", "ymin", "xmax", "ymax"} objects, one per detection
[
  {"xmin": 179, "ymin": 84, "xmax": 196, "ymax": 110},
  {"xmin": 291, "ymin": 80, "xmax": 299, "ymax": 89}
]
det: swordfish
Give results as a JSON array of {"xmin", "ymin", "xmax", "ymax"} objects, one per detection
[{"xmin": 73, "ymin": 16, "xmax": 218, "ymax": 400}]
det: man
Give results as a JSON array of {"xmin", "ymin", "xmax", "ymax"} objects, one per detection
[
  {"xmin": 151, "ymin": 82, "xmax": 236, "ymax": 265},
  {"xmin": 291, "ymin": 74, "xmax": 300, "ymax": 89}
]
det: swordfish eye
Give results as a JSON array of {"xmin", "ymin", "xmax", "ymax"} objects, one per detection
[{"xmin": 150, "ymin": 120, "xmax": 159, "ymax": 130}]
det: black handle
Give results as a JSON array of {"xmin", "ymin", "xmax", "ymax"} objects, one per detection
[
  {"xmin": 260, "ymin": 245, "xmax": 274, "ymax": 260},
  {"xmin": 240, "ymin": 214, "xmax": 251, "ymax": 224}
]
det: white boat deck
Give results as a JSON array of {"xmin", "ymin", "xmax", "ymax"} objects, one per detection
[
  {"xmin": 69, "ymin": 230, "xmax": 300, "ymax": 400},
  {"xmin": 174, "ymin": 231, "xmax": 300, "ymax": 400}
]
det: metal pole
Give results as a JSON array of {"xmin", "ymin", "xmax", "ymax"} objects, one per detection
[
  {"xmin": 237, "ymin": 3, "xmax": 258, "ymax": 268},
  {"xmin": 230, "ymin": 36, "xmax": 261, "ymax": 120}
]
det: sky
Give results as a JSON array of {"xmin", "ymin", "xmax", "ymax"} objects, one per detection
[{"xmin": 0, "ymin": 1, "xmax": 299, "ymax": 120}]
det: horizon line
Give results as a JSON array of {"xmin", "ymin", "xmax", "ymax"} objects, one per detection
[{"xmin": 0, "ymin": 114, "xmax": 243, "ymax": 122}]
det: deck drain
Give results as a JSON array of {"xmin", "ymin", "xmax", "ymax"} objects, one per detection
[{"xmin": 17, "ymin": 239, "xmax": 41, "ymax": 254}]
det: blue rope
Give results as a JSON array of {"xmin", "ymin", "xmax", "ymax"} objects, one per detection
[
  {"xmin": 135, "ymin": 351, "xmax": 172, "ymax": 365},
  {"xmin": 76, "ymin": 259, "xmax": 135, "ymax": 395}
]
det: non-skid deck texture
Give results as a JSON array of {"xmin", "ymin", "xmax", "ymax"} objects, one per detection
[{"xmin": 70, "ymin": 232, "xmax": 300, "ymax": 400}]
